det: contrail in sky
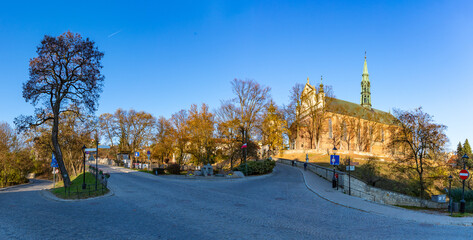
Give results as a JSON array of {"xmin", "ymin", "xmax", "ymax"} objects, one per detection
[{"xmin": 108, "ymin": 30, "xmax": 122, "ymax": 38}]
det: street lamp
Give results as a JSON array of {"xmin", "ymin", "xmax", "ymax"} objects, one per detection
[
  {"xmin": 82, "ymin": 145, "xmax": 86, "ymax": 190},
  {"xmin": 95, "ymin": 131, "xmax": 99, "ymax": 190},
  {"xmin": 460, "ymin": 154, "xmax": 469, "ymax": 214},
  {"xmin": 448, "ymin": 175, "xmax": 453, "ymax": 216},
  {"xmin": 332, "ymin": 147, "xmax": 337, "ymax": 189}
]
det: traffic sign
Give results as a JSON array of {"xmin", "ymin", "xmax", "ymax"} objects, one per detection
[
  {"xmin": 135, "ymin": 152, "xmax": 140, "ymax": 157},
  {"xmin": 330, "ymin": 155, "xmax": 340, "ymax": 165},
  {"xmin": 51, "ymin": 153, "xmax": 59, "ymax": 168},
  {"xmin": 147, "ymin": 151, "xmax": 151, "ymax": 155},
  {"xmin": 85, "ymin": 148, "xmax": 97, "ymax": 152},
  {"xmin": 460, "ymin": 169, "xmax": 469, "ymax": 180},
  {"xmin": 98, "ymin": 145, "xmax": 110, "ymax": 149},
  {"xmin": 346, "ymin": 166, "xmax": 355, "ymax": 171}
]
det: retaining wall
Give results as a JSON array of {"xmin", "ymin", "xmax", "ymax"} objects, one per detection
[{"xmin": 277, "ymin": 158, "xmax": 447, "ymax": 209}]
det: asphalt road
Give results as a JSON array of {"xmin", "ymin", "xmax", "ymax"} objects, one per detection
[{"xmin": 1, "ymin": 164, "xmax": 472, "ymax": 239}]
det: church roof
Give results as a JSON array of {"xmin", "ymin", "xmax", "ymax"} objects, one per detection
[{"xmin": 326, "ymin": 97, "xmax": 395, "ymax": 125}]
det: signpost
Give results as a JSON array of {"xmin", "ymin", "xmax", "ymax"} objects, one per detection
[
  {"xmin": 147, "ymin": 151, "xmax": 151, "ymax": 170},
  {"xmin": 51, "ymin": 153, "xmax": 58, "ymax": 189},
  {"xmin": 460, "ymin": 169, "xmax": 469, "ymax": 180},
  {"xmin": 330, "ymin": 155, "xmax": 340, "ymax": 166},
  {"xmin": 135, "ymin": 152, "xmax": 140, "ymax": 157}
]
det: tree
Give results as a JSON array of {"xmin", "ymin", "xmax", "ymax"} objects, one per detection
[
  {"xmin": 187, "ymin": 104, "xmax": 216, "ymax": 165},
  {"xmin": 231, "ymin": 79, "xmax": 270, "ymax": 160},
  {"xmin": 152, "ymin": 116, "xmax": 175, "ymax": 165},
  {"xmin": 15, "ymin": 31, "xmax": 104, "ymax": 187},
  {"xmin": 464, "ymin": 139, "xmax": 472, "ymax": 157},
  {"xmin": 172, "ymin": 109, "xmax": 189, "ymax": 166},
  {"xmin": 260, "ymin": 101, "xmax": 286, "ymax": 157},
  {"xmin": 98, "ymin": 113, "xmax": 117, "ymax": 147},
  {"xmin": 456, "ymin": 141, "xmax": 464, "ymax": 168},
  {"xmin": 388, "ymin": 107, "xmax": 448, "ymax": 199},
  {"xmin": 216, "ymin": 101, "xmax": 242, "ymax": 169},
  {"xmin": 283, "ymin": 83, "xmax": 304, "ymax": 149}
]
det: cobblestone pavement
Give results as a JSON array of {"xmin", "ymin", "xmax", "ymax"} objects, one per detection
[{"xmin": 1, "ymin": 164, "xmax": 473, "ymax": 239}]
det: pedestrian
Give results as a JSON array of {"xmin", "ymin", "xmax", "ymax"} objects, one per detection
[
  {"xmin": 292, "ymin": 160, "xmax": 295, "ymax": 166},
  {"xmin": 304, "ymin": 162, "xmax": 307, "ymax": 171}
]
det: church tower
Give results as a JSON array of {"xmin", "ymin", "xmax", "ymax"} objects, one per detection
[{"xmin": 360, "ymin": 53, "xmax": 371, "ymax": 109}]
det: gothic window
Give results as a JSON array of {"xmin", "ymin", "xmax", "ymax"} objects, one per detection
[{"xmin": 329, "ymin": 119, "xmax": 333, "ymax": 139}]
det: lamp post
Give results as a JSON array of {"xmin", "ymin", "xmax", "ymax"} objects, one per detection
[
  {"xmin": 332, "ymin": 147, "xmax": 337, "ymax": 189},
  {"xmin": 82, "ymin": 145, "xmax": 86, "ymax": 190},
  {"xmin": 460, "ymin": 154, "xmax": 469, "ymax": 214},
  {"xmin": 95, "ymin": 131, "xmax": 99, "ymax": 190},
  {"xmin": 448, "ymin": 175, "xmax": 453, "ymax": 216}
]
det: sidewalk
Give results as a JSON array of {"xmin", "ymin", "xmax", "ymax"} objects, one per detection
[{"xmin": 281, "ymin": 163, "xmax": 473, "ymax": 226}]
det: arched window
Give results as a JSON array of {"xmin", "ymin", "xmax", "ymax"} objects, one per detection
[{"xmin": 329, "ymin": 119, "xmax": 333, "ymax": 139}]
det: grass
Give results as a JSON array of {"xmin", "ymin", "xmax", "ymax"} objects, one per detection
[
  {"xmin": 51, "ymin": 172, "xmax": 109, "ymax": 199},
  {"xmin": 394, "ymin": 205, "xmax": 435, "ymax": 211},
  {"xmin": 451, "ymin": 213, "xmax": 473, "ymax": 217}
]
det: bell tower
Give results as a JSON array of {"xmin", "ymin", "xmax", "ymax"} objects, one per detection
[{"xmin": 360, "ymin": 52, "xmax": 371, "ymax": 109}]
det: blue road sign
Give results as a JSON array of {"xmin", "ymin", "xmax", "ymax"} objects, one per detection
[
  {"xmin": 147, "ymin": 151, "xmax": 151, "ymax": 155},
  {"xmin": 51, "ymin": 153, "xmax": 59, "ymax": 168},
  {"xmin": 135, "ymin": 152, "xmax": 140, "ymax": 157},
  {"xmin": 330, "ymin": 155, "xmax": 340, "ymax": 166}
]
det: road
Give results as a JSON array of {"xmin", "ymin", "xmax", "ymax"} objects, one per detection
[{"xmin": 0, "ymin": 164, "xmax": 472, "ymax": 239}]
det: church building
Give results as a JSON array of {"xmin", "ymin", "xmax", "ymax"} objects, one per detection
[{"xmin": 291, "ymin": 55, "xmax": 395, "ymax": 156}]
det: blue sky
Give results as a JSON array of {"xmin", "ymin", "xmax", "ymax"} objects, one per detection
[{"xmin": 0, "ymin": 0, "xmax": 472, "ymax": 151}]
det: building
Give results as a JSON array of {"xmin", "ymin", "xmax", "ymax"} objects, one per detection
[{"xmin": 291, "ymin": 55, "xmax": 395, "ymax": 156}]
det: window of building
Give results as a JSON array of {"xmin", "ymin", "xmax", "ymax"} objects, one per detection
[{"xmin": 382, "ymin": 129, "xmax": 385, "ymax": 142}]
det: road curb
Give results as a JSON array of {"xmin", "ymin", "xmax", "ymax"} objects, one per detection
[
  {"xmin": 284, "ymin": 163, "xmax": 473, "ymax": 227},
  {"xmin": 40, "ymin": 186, "xmax": 115, "ymax": 202},
  {"xmin": 0, "ymin": 179, "xmax": 32, "ymax": 191}
]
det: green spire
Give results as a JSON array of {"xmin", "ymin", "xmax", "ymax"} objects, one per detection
[
  {"xmin": 360, "ymin": 52, "xmax": 371, "ymax": 109},
  {"xmin": 362, "ymin": 51, "xmax": 369, "ymax": 81}
]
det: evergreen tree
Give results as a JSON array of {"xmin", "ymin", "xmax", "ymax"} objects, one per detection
[
  {"xmin": 463, "ymin": 139, "xmax": 472, "ymax": 157},
  {"xmin": 457, "ymin": 141, "xmax": 464, "ymax": 156}
]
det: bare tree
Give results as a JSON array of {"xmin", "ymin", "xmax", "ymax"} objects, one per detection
[
  {"xmin": 15, "ymin": 31, "xmax": 104, "ymax": 187},
  {"xmin": 388, "ymin": 107, "xmax": 448, "ymax": 199}
]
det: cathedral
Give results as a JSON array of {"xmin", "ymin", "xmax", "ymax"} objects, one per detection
[{"xmin": 291, "ymin": 55, "xmax": 395, "ymax": 156}]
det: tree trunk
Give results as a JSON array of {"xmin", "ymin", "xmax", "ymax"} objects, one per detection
[{"xmin": 52, "ymin": 114, "xmax": 71, "ymax": 187}]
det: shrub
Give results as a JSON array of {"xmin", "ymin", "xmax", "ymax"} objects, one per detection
[
  {"xmin": 166, "ymin": 164, "xmax": 181, "ymax": 175},
  {"xmin": 234, "ymin": 159, "xmax": 276, "ymax": 176}
]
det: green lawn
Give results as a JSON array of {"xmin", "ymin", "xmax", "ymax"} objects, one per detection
[{"xmin": 51, "ymin": 172, "xmax": 109, "ymax": 199}]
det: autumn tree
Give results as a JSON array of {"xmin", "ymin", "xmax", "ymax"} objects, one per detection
[
  {"xmin": 15, "ymin": 31, "xmax": 104, "ymax": 187},
  {"xmin": 388, "ymin": 107, "xmax": 448, "ymax": 199},
  {"xmin": 261, "ymin": 101, "xmax": 286, "ymax": 157},
  {"xmin": 187, "ymin": 104, "xmax": 216, "ymax": 165},
  {"xmin": 0, "ymin": 123, "xmax": 33, "ymax": 187},
  {"xmin": 152, "ymin": 116, "xmax": 175, "ymax": 165},
  {"xmin": 172, "ymin": 109, "xmax": 189, "ymax": 166},
  {"xmin": 98, "ymin": 113, "xmax": 117, "ymax": 147}
]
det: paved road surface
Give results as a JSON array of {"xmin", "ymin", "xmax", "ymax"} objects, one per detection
[{"xmin": 0, "ymin": 164, "xmax": 472, "ymax": 239}]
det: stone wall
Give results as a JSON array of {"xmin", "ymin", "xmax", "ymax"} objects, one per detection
[{"xmin": 277, "ymin": 158, "xmax": 447, "ymax": 209}]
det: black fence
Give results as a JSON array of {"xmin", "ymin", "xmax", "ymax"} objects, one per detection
[{"xmin": 62, "ymin": 183, "xmax": 107, "ymax": 198}]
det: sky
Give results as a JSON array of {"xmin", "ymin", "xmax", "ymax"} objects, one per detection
[{"xmin": 0, "ymin": 0, "xmax": 472, "ymax": 151}]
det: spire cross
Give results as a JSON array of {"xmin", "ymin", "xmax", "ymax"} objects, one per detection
[{"xmin": 364, "ymin": 51, "xmax": 367, "ymax": 60}]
